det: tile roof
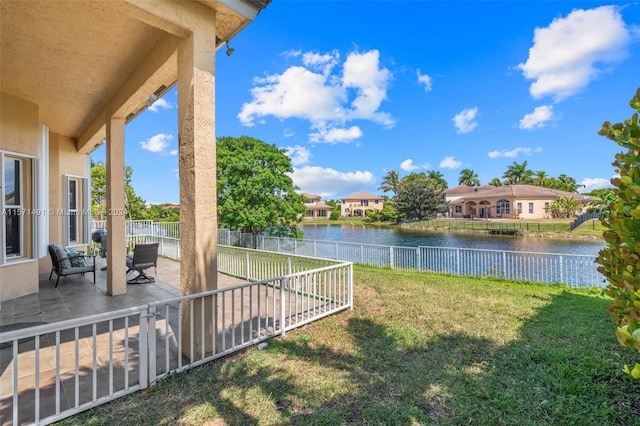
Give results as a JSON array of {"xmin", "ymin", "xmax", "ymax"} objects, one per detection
[
  {"xmin": 341, "ymin": 191, "xmax": 384, "ymax": 200},
  {"xmin": 449, "ymin": 184, "xmax": 598, "ymax": 203}
]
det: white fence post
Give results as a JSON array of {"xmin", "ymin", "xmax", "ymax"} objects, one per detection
[
  {"xmin": 280, "ymin": 277, "xmax": 286, "ymax": 336},
  {"xmin": 147, "ymin": 306, "xmax": 157, "ymax": 385},
  {"xmin": 246, "ymin": 251, "xmax": 251, "ymax": 280},
  {"xmin": 139, "ymin": 312, "xmax": 149, "ymax": 389}
]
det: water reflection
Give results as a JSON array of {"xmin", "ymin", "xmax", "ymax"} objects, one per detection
[{"xmin": 300, "ymin": 224, "xmax": 605, "ymax": 256}]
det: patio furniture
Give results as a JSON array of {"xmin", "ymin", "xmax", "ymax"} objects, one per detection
[
  {"xmin": 48, "ymin": 244, "xmax": 96, "ymax": 287},
  {"xmin": 92, "ymin": 229, "xmax": 108, "ymax": 270},
  {"xmin": 126, "ymin": 243, "xmax": 159, "ymax": 284}
]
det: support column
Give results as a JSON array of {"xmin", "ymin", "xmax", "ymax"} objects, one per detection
[
  {"xmin": 106, "ymin": 116, "xmax": 127, "ymax": 296},
  {"xmin": 177, "ymin": 25, "xmax": 217, "ymax": 358}
]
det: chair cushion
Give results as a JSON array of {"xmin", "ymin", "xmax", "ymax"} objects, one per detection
[
  {"xmin": 65, "ymin": 247, "xmax": 87, "ymax": 267},
  {"xmin": 52, "ymin": 245, "xmax": 72, "ymax": 270}
]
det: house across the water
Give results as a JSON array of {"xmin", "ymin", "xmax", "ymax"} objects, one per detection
[
  {"xmin": 444, "ymin": 185, "xmax": 598, "ymax": 219},
  {"xmin": 340, "ymin": 192, "xmax": 384, "ymax": 217},
  {"xmin": 302, "ymin": 193, "xmax": 333, "ymax": 219}
]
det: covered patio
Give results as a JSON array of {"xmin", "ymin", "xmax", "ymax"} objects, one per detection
[{"xmin": 0, "ymin": 257, "xmax": 245, "ymax": 328}]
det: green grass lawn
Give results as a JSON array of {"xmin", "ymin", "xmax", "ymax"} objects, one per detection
[
  {"xmin": 572, "ymin": 219, "xmax": 605, "ymax": 237},
  {"xmin": 59, "ymin": 267, "xmax": 638, "ymax": 425}
]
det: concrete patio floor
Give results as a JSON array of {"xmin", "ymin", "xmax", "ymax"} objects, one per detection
[{"xmin": 0, "ymin": 256, "xmax": 246, "ymax": 328}]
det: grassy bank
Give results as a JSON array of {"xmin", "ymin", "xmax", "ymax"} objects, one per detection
[
  {"xmin": 302, "ymin": 218, "xmax": 605, "ymax": 240},
  {"xmin": 60, "ymin": 266, "xmax": 637, "ymax": 425}
]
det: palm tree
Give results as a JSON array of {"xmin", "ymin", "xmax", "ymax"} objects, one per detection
[
  {"xmin": 426, "ymin": 170, "xmax": 448, "ymax": 190},
  {"xmin": 533, "ymin": 170, "xmax": 548, "ymax": 187},
  {"xmin": 557, "ymin": 174, "xmax": 578, "ymax": 192},
  {"xmin": 502, "ymin": 161, "xmax": 533, "ymax": 185},
  {"xmin": 488, "ymin": 177, "xmax": 503, "ymax": 187},
  {"xmin": 378, "ymin": 170, "xmax": 400, "ymax": 196},
  {"xmin": 458, "ymin": 168, "xmax": 480, "ymax": 187}
]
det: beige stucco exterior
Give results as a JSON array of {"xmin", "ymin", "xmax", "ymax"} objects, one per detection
[
  {"xmin": 340, "ymin": 191, "xmax": 384, "ymax": 217},
  {"xmin": 1, "ymin": 0, "xmax": 269, "ymax": 355},
  {"xmin": 302, "ymin": 193, "xmax": 333, "ymax": 219},
  {"xmin": 445, "ymin": 185, "xmax": 598, "ymax": 219}
]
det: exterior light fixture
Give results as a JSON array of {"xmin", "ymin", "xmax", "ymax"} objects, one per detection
[
  {"xmin": 146, "ymin": 93, "xmax": 158, "ymax": 108},
  {"xmin": 225, "ymin": 41, "xmax": 235, "ymax": 56}
]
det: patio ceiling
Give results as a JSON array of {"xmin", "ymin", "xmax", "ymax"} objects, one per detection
[{"xmin": 0, "ymin": 0, "xmax": 266, "ymax": 152}]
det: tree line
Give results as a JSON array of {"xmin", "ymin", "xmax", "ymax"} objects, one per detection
[{"xmin": 91, "ymin": 136, "xmax": 305, "ymax": 237}]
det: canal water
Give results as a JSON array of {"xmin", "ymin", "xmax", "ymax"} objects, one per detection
[{"xmin": 300, "ymin": 224, "xmax": 605, "ymax": 257}]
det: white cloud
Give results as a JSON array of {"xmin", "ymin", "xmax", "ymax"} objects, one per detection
[
  {"xmin": 147, "ymin": 98, "xmax": 172, "ymax": 113},
  {"xmin": 517, "ymin": 5, "xmax": 630, "ymax": 101},
  {"xmin": 140, "ymin": 133, "xmax": 173, "ymax": 153},
  {"xmin": 302, "ymin": 50, "xmax": 340, "ymax": 75},
  {"xmin": 487, "ymin": 147, "xmax": 542, "ymax": 159},
  {"xmin": 417, "ymin": 70, "xmax": 432, "ymax": 92},
  {"xmin": 343, "ymin": 50, "xmax": 395, "ymax": 127},
  {"xmin": 290, "ymin": 165, "xmax": 376, "ymax": 198},
  {"xmin": 284, "ymin": 145, "xmax": 311, "ymax": 166},
  {"xmin": 519, "ymin": 105, "xmax": 555, "ymax": 130},
  {"xmin": 283, "ymin": 128, "xmax": 295, "ymax": 138},
  {"xmin": 238, "ymin": 49, "xmax": 394, "ymax": 144},
  {"xmin": 440, "ymin": 156, "xmax": 462, "ymax": 169},
  {"xmin": 281, "ymin": 49, "xmax": 301, "ymax": 59},
  {"xmin": 400, "ymin": 159, "xmax": 420, "ymax": 171},
  {"xmin": 169, "ymin": 149, "xmax": 178, "ymax": 156},
  {"xmin": 309, "ymin": 126, "xmax": 363, "ymax": 144},
  {"xmin": 580, "ymin": 177, "xmax": 614, "ymax": 193},
  {"xmin": 453, "ymin": 107, "xmax": 479, "ymax": 134}
]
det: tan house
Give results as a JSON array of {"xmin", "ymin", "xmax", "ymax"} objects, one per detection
[
  {"xmin": 0, "ymin": 0, "xmax": 269, "ymax": 312},
  {"xmin": 340, "ymin": 191, "xmax": 384, "ymax": 217},
  {"xmin": 301, "ymin": 193, "xmax": 333, "ymax": 219},
  {"xmin": 445, "ymin": 185, "xmax": 598, "ymax": 219}
]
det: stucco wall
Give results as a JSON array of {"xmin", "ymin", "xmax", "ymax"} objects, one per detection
[
  {"xmin": 0, "ymin": 260, "xmax": 39, "ymax": 301},
  {"xmin": 0, "ymin": 92, "xmax": 40, "ymax": 300}
]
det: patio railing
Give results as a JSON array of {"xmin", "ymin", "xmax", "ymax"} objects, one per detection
[{"xmin": 0, "ymin": 246, "xmax": 353, "ymax": 426}]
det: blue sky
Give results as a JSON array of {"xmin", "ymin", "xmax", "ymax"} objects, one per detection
[{"xmin": 92, "ymin": 1, "xmax": 640, "ymax": 205}]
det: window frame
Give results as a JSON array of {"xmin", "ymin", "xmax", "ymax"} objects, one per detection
[
  {"xmin": 3, "ymin": 156, "xmax": 24, "ymax": 259},
  {"xmin": 1, "ymin": 151, "xmax": 37, "ymax": 265},
  {"xmin": 529, "ymin": 202, "xmax": 534, "ymax": 214},
  {"xmin": 63, "ymin": 174, "xmax": 90, "ymax": 247},
  {"xmin": 496, "ymin": 199, "xmax": 510, "ymax": 215}
]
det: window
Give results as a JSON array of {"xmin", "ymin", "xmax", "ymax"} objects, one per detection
[
  {"xmin": 517, "ymin": 202, "xmax": 522, "ymax": 214},
  {"xmin": 2, "ymin": 154, "xmax": 34, "ymax": 261},
  {"xmin": 306, "ymin": 210, "xmax": 314, "ymax": 217},
  {"xmin": 544, "ymin": 202, "xmax": 549, "ymax": 212},
  {"xmin": 375, "ymin": 199, "xmax": 379, "ymax": 204},
  {"xmin": 529, "ymin": 203, "xmax": 534, "ymax": 214},
  {"xmin": 63, "ymin": 175, "xmax": 90, "ymax": 247},
  {"xmin": 360, "ymin": 200, "xmax": 369, "ymax": 206},
  {"xmin": 455, "ymin": 206, "xmax": 462, "ymax": 213},
  {"xmin": 496, "ymin": 199, "xmax": 510, "ymax": 215},
  {"xmin": 68, "ymin": 178, "xmax": 78, "ymax": 243},
  {"xmin": 317, "ymin": 209, "xmax": 327, "ymax": 217},
  {"xmin": 4, "ymin": 157, "xmax": 22, "ymax": 258}
]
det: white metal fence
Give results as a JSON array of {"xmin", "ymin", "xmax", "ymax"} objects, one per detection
[
  {"xmin": 92, "ymin": 221, "xmax": 605, "ymax": 287},
  {"xmin": 0, "ymin": 246, "xmax": 352, "ymax": 425},
  {"xmin": 257, "ymin": 236, "xmax": 605, "ymax": 288}
]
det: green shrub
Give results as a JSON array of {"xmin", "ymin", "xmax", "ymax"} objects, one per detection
[{"xmin": 596, "ymin": 87, "xmax": 640, "ymax": 379}]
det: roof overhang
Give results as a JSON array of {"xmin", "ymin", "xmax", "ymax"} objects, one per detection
[{"xmin": 0, "ymin": 0, "xmax": 269, "ymax": 153}]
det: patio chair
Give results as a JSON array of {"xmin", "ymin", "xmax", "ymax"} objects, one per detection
[
  {"xmin": 48, "ymin": 244, "xmax": 96, "ymax": 287},
  {"xmin": 126, "ymin": 243, "xmax": 159, "ymax": 284}
]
